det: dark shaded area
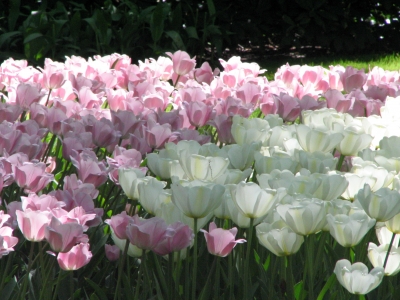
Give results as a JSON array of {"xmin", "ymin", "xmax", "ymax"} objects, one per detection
[{"xmin": 1, "ymin": 0, "xmax": 399, "ymax": 67}]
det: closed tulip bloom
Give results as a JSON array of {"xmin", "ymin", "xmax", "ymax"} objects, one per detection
[
  {"xmin": 276, "ymin": 198, "xmax": 327, "ymax": 236},
  {"xmin": 147, "ymin": 150, "xmax": 184, "ymax": 180},
  {"xmin": 231, "ymin": 115, "xmax": 270, "ymax": 145},
  {"xmin": 45, "ymin": 217, "xmax": 87, "ymax": 252},
  {"xmin": 126, "ymin": 216, "xmax": 168, "ymax": 251},
  {"xmin": 334, "ymin": 259, "xmax": 384, "ymax": 294},
  {"xmin": 295, "ymin": 150, "xmax": 338, "ymax": 173},
  {"xmin": 57, "ymin": 243, "xmax": 92, "ymax": 271},
  {"xmin": 166, "ymin": 50, "xmax": 196, "ymax": 76},
  {"xmin": 200, "ymin": 222, "xmax": 246, "ymax": 257},
  {"xmin": 295, "ymin": 124, "xmax": 344, "ymax": 153},
  {"xmin": 110, "ymin": 228, "xmax": 143, "ymax": 257},
  {"xmin": 118, "ymin": 168, "xmax": 147, "ymax": 200},
  {"xmin": 230, "ymin": 182, "xmax": 281, "ymax": 219},
  {"xmin": 256, "ymin": 221, "xmax": 304, "ymax": 256},
  {"xmin": 376, "ymin": 224, "xmax": 400, "ymax": 247},
  {"xmin": 356, "ymin": 184, "xmax": 400, "ymax": 222},
  {"xmin": 105, "ymin": 244, "xmax": 120, "ymax": 261},
  {"xmin": 326, "ymin": 212, "xmax": 376, "ymax": 247},
  {"xmin": 16, "ymin": 209, "xmax": 51, "ymax": 242},
  {"xmin": 368, "ymin": 243, "xmax": 400, "ymax": 276},
  {"xmin": 179, "ymin": 150, "xmax": 229, "ymax": 182},
  {"xmin": 138, "ymin": 178, "xmax": 170, "ymax": 215},
  {"xmin": 385, "ymin": 212, "xmax": 400, "ymax": 234},
  {"xmin": 311, "ymin": 173, "xmax": 349, "ymax": 201},
  {"xmin": 153, "ymin": 222, "xmax": 194, "ymax": 256},
  {"xmin": 105, "ymin": 211, "xmax": 135, "ymax": 240},
  {"xmin": 336, "ymin": 126, "xmax": 373, "ymax": 156},
  {"xmin": 171, "ymin": 179, "xmax": 225, "ymax": 219}
]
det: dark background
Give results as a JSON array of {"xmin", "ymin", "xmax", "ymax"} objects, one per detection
[{"xmin": 1, "ymin": 0, "xmax": 399, "ymax": 67}]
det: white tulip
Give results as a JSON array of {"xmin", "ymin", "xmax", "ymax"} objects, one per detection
[{"xmin": 368, "ymin": 243, "xmax": 400, "ymax": 276}]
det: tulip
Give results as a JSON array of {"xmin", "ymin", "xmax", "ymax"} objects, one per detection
[
  {"xmin": 334, "ymin": 259, "xmax": 384, "ymax": 294},
  {"xmin": 0, "ymin": 226, "xmax": 19, "ymax": 258},
  {"xmin": 231, "ymin": 115, "xmax": 270, "ymax": 145},
  {"xmin": 295, "ymin": 124, "xmax": 344, "ymax": 153},
  {"xmin": 178, "ymin": 150, "xmax": 229, "ymax": 182},
  {"xmin": 45, "ymin": 217, "xmax": 87, "ymax": 253},
  {"xmin": 110, "ymin": 228, "xmax": 143, "ymax": 257},
  {"xmin": 200, "ymin": 222, "xmax": 246, "ymax": 257},
  {"xmin": 356, "ymin": 184, "xmax": 400, "ymax": 222},
  {"xmin": 16, "ymin": 209, "xmax": 51, "ymax": 242},
  {"xmin": 126, "ymin": 215, "xmax": 168, "ymax": 251},
  {"xmin": 153, "ymin": 222, "xmax": 194, "ymax": 256},
  {"xmin": 166, "ymin": 50, "xmax": 196, "ymax": 76},
  {"xmin": 376, "ymin": 224, "xmax": 400, "ymax": 247},
  {"xmin": 171, "ymin": 179, "xmax": 225, "ymax": 219},
  {"xmin": 138, "ymin": 178, "xmax": 170, "ymax": 215},
  {"xmin": 326, "ymin": 212, "xmax": 376, "ymax": 247},
  {"xmin": 230, "ymin": 181, "xmax": 282, "ymax": 219},
  {"xmin": 336, "ymin": 126, "xmax": 373, "ymax": 157},
  {"xmin": 295, "ymin": 150, "xmax": 338, "ymax": 173},
  {"xmin": 256, "ymin": 221, "xmax": 304, "ymax": 256},
  {"xmin": 105, "ymin": 244, "xmax": 120, "ymax": 261},
  {"xmin": 118, "ymin": 168, "xmax": 147, "ymax": 200},
  {"xmin": 368, "ymin": 243, "xmax": 400, "ymax": 276},
  {"xmin": 57, "ymin": 243, "xmax": 93, "ymax": 271},
  {"xmin": 276, "ymin": 197, "xmax": 327, "ymax": 236}
]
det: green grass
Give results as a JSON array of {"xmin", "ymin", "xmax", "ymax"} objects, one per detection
[{"xmin": 260, "ymin": 52, "xmax": 400, "ymax": 81}]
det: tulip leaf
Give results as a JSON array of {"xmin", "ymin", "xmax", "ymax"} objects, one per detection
[
  {"xmin": 294, "ymin": 281, "xmax": 307, "ymax": 300},
  {"xmin": 166, "ymin": 30, "xmax": 186, "ymax": 51},
  {"xmin": 206, "ymin": 0, "xmax": 216, "ymax": 16},
  {"xmin": 316, "ymin": 273, "xmax": 336, "ymax": 300},
  {"xmin": 23, "ymin": 33, "xmax": 44, "ymax": 44},
  {"xmin": 85, "ymin": 278, "xmax": 108, "ymax": 300},
  {"xmin": 1, "ymin": 276, "xmax": 17, "ymax": 300},
  {"xmin": 150, "ymin": 3, "xmax": 164, "ymax": 43}
]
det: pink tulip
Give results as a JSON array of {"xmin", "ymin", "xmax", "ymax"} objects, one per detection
[
  {"xmin": 0, "ymin": 102, "xmax": 23, "ymax": 122},
  {"xmin": 194, "ymin": 61, "xmax": 219, "ymax": 85},
  {"xmin": 0, "ymin": 226, "xmax": 19, "ymax": 258},
  {"xmin": 126, "ymin": 215, "xmax": 168, "ymax": 251},
  {"xmin": 70, "ymin": 149, "xmax": 108, "ymax": 187},
  {"xmin": 201, "ymin": 222, "xmax": 246, "ymax": 257},
  {"xmin": 13, "ymin": 82, "xmax": 43, "ymax": 109},
  {"xmin": 324, "ymin": 89, "xmax": 352, "ymax": 113},
  {"xmin": 144, "ymin": 120, "xmax": 172, "ymax": 149},
  {"xmin": 14, "ymin": 162, "xmax": 54, "ymax": 193},
  {"xmin": 208, "ymin": 114, "xmax": 235, "ymax": 144},
  {"xmin": 105, "ymin": 211, "xmax": 135, "ymax": 240},
  {"xmin": 273, "ymin": 93, "xmax": 301, "ymax": 122},
  {"xmin": 16, "ymin": 209, "xmax": 51, "ymax": 242},
  {"xmin": 183, "ymin": 101, "xmax": 214, "ymax": 128},
  {"xmin": 21, "ymin": 193, "xmax": 64, "ymax": 212},
  {"xmin": 166, "ymin": 50, "xmax": 196, "ymax": 76},
  {"xmin": 105, "ymin": 244, "xmax": 120, "ymax": 261},
  {"xmin": 57, "ymin": 243, "xmax": 92, "ymax": 271},
  {"xmin": 45, "ymin": 217, "xmax": 87, "ymax": 252},
  {"xmin": 153, "ymin": 222, "xmax": 194, "ymax": 256},
  {"xmin": 340, "ymin": 66, "xmax": 367, "ymax": 92}
]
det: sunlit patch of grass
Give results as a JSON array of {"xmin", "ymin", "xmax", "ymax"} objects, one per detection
[{"xmin": 261, "ymin": 53, "xmax": 400, "ymax": 81}]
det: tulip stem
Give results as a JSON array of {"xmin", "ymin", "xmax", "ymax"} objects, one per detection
[
  {"xmin": 383, "ymin": 232, "xmax": 396, "ymax": 270},
  {"xmin": 228, "ymin": 250, "xmax": 234, "ymax": 299},
  {"xmin": 115, "ymin": 239, "xmax": 130, "ymax": 300},
  {"xmin": 336, "ymin": 154, "xmax": 346, "ymax": 171},
  {"xmin": 305, "ymin": 234, "xmax": 315, "ymax": 300},
  {"xmin": 192, "ymin": 218, "xmax": 198, "ymax": 300},
  {"xmin": 19, "ymin": 242, "xmax": 35, "ymax": 300},
  {"xmin": 286, "ymin": 256, "xmax": 295, "ymax": 300},
  {"xmin": 244, "ymin": 218, "xmax": 254, "ymax": 299},
  {"xmin": 215, "ymin": 256, "xmax": 221, "ymax": 298}
]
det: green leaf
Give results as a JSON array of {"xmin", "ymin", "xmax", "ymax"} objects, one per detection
[
  {"xmin": 294, "ymin": 281, "xmax": 307, "ymax": 300},
  {"xmin": 1, "ymin": 276, "xmax": 17, "ymax": 300},
  {"xmin": 85, "ymin": 278, "xmax": 108, "ymax": 300},
  {"xmin": 70, "ymin": 11, "xmax": 81, "ymax": 42},
  {"xmin": 170, "ymin": 3, "xmax": 182, "ymax": 31},
  {"xmin": 8, "ymin": 0, "xmax": 21, "ymax": 31},
  {"xmin": 0, "ymin": 31, "xmax": 21, "ymax": 48},
  {"xmin": 150, "ymin": 3, "xmax": 165, "ymax": 43},
  {"xmin": 23, "ymin": 33, "xmax": 44, "ymax": 44},
  {"xmin": 282, "ymin": 14, "xmax": 295, "ymax": 25},
  {"xmin": 317, "ymin": 273, "xmax": 336, "ymax": 300},
  {"xmin": 206, "ymin": 0, "xmax": 216, "ymax": 16},
  {"xmin": 186, "ymin": 26, "xmax": 199, "ymax": 39},
  {"xmin": 166, "ymin": 30, "xmax": 186, "ymax": 50}
]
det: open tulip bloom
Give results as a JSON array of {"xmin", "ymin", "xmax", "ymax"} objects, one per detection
[{"xmin": 3, "ymin": 51, "xmax": 400, "ymax": 299}]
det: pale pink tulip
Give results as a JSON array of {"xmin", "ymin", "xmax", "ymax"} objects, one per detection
[
  {"xmin": 126, "ymin": 215, "xmax": 168, "ymax": 251},
  {"xmin": 201, "ymin": 222, "xmax": 246, "ymax": 257},
  {"xmin": 14, "ymin": 162, "xmax": 54, "ymax": 193},
  {"xmin": 166, "ymin": 50, "xmax": 196, "ymax": 76},
  {"xmin": 57, "ymin": 243, "xmax": 92, "ymax": 271},
  {"xmin": 105, "ymin": 244, "xmax": 120, "ymax": 261},
  {"xmin": 183, "ymin": 101, "xmax": 214, "ymax": 128},
  {"xmin": 45, "ymin": 217, "xmax": 87, "ymax": 252},
  {"xmin": 16, "ymin": 209, "xmax": 51, "ymax": 242},
  {"xmin": 0, "ymin": 226, "xmax": 18, "ymax": 258},
  {"xmin": 105, "ymin": 211, "xmax": 135, "ymax": 240},
  {"xmin": 153, "ymin": 222, "xmax": 194, "ymax": 256},
  {"xmin": 70, "ymin": 150, "xmax": 108, "ymax": 187}
]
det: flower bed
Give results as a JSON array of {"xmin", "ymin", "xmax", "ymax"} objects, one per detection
[{"xmin": 1, "ymin": 51, "xmax": 400, "ymax": 299}]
